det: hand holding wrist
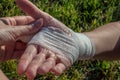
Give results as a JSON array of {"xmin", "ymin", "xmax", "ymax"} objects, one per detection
[{"xmin": 29, "ymin": 26, "xmax": 95, "ymax": 64}]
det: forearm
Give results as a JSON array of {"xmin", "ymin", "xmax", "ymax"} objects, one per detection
[
  {"xmin": 84, "ymin": 21, "xmax": 120, "ymax": 60},
  {"xmin": 0, "ymin": 69, "xmax": 9, "ymax": 80}
]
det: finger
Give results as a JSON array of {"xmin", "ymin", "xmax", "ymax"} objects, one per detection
[
  {"xmin": 4, "ymin": 42, "xmax": 15, "ymax": 61},
  {"xmin": 0, "ymin": 16, "xmax": 34, "ymax": 26},
  {"xmin": 0, "ymin": 18, "xmax": 43, "ymax": 44},
  {"xmin": 38, "ymin": 57, "xmax": 55, "ymax": 75},
  {"xmin": 37, "ymin": 51, "xmax": 56, "ymax": 74},
  {"xmin": 16, "ymin": 0, "xmax": 52, "ymax": 23},
  {"xmin": 25, "ymin": 51, "xmax": 46, "ymax": 80},
  {"xmin": 16, "ymin": 0, "xmax": 69, "ymax": 33},
  {"xmin": 50, "ymin": 63, "xmax": 66, "ymax": 76},
  {"xmin": 16, "ymin": 0, "xmax": 51, "ymax": 19},
  {"xmin": 56, "ymin": 54, "xmax": 71, "ymax": 68},
  {"xmin": 17, "ymin": 45, "xmax": 37, "ymax": 75},
  {"xmin": 10, "ymin": 18, "xmax": 43, "ymax": 40}
]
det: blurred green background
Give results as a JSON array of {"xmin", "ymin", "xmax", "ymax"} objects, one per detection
[{"xmin": 0, "ymin": 0, "xmax": 120, "ymax": 80}]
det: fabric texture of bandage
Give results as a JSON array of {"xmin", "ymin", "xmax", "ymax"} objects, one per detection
[{"xmin": 28, "ymin": 26, "xmax": 95, "ymax": 64}]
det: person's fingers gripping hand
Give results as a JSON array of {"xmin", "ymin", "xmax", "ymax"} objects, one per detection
[
  {"xmin": 0, "ymin": 16, "xmax": 34, "ymax": 26},
  {"xmin": 0, "ymin": 18, "xmax": 43, "ymax": 45},
  {"xmin": 0, "ymin": 16, "xmax": 42, "ymax": 61},
  {"xmin": 0, "ymin": 18, "xmax": 43, "ymax": 61}
]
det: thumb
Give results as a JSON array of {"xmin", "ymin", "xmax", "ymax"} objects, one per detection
[{"xmin": 11, "ymin": 18, "xmax": 43, "ymax": 38}]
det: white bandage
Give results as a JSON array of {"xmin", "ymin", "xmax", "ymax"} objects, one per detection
[{"xmin": 28, "ymin": 26, "xmax": 95, "ymax": 64}]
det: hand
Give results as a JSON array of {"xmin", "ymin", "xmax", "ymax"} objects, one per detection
[
  {"xmin": 0, "ymin": 69, "xmax": 9, "ymax": 80},
  {"xmin": 16, "ymin": 0, "xmax": 72, "ymax": 79},
  {"xmin": 0, "ymin": 16, "xmax": 43, "ymax": 61}
]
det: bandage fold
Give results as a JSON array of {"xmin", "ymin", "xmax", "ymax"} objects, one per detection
[{"xmin": 29, "ymin": 26, "xmax": 95, "ymax": 64}]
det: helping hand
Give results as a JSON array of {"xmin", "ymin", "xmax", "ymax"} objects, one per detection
[
  {"xmin": 0, "ymin": 16, "xmax": 43, "ymax": 61},
  {"xmin": 16, "ymin": 0, "xmax": 72, "ymax": 79}
]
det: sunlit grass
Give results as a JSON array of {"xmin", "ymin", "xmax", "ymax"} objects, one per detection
[{"xmin": 0, "ymin": 0, "xmax": 120, "ymax": 80}]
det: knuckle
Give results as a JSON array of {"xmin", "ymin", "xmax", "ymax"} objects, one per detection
[
  {"xmin": 26, "ymin": 70, "xmax": 35, "ymax": 79},
  {"xmin": 0, "ymin": 18, "xmax": 9, "ymax": 25},
  {"xmin": 56, "ymin": 54, "xmax": 71, "ymax": 67},
  {"xmin": 40, "ymin": 67, "xmax": 48, "ymax": 73}
]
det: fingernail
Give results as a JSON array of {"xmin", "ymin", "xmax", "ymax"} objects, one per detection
[
  {"xmin": 33, "ymin": 18, "xmax": 43, "ymax": 28},
  {"xmin": 17, "ymin": 62, "xmax": 27, "ymax": 75}
]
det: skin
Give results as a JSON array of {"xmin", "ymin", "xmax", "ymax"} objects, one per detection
[
  {"xmin": 85, "ymin": 21, "xmax": 120, "ymax": 60},
  {"xmin": 16, "ymin": 1, "xmax": 71, "ymax": 80},
  {"xmin": 0, "ymin": 16, "xmax": 43, "ymax": 80},
  {"xmin": 1, "ymin": 0, "xmax": 120, "ymax": 80},
  {"xmin": 17, "ymin": 0, "xmax": 120, "ymax": 80},
  {"xmin": 0, "ymin": 69, "xmax": 9, "ymax": 80},
  {"xmin": 16, "ymin": 0, "xmax": 120, "ymax": 80},
  {"xmin": 0, "ymin": 16, "xmax": 43, "ymax": 61}
]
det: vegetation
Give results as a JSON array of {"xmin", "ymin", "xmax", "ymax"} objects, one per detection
[{"xmin": 0, "ymin": 0, "xmax": 120, "ymax": 80}]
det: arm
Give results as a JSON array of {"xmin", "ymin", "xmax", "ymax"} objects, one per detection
[
  {"xmin": 0, "ymin": 16, "xmax": 43, "ymax": 62},
  {"xmin": 0, "ymin": 69, "xmax": 9, "ymax": 80},
  {"xmin": 16, "ymin": 1, "xmax": 120, "ymax": 79},
  {"xmin": 84, "ymin": 21, "xmax": 120, "ymax": 60}
]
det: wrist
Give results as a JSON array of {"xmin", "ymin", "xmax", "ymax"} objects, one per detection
[
  {"xmin": 28, "ymin": 26, "xmax": 96, "ymax": 64},
  {"xmin": 75, "ymin": 33, "xmax": 95, "ymax": 60}
]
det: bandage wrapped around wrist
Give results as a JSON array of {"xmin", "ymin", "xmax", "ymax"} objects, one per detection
[{"xmin": 28, "ymin": 26, "xmax": 95, "ymax": 64}]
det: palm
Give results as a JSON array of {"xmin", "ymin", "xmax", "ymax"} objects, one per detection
[
  {"xmin": 16, "ymin": 0, "xmax": 71, "ymax": 79},
  {"xmin": 0, "ymin": 16, "xmax": 35, "ymax": 61},
  {"xmin": 17, "ymin": 0, "xmax": 71, "ymax": 35}
]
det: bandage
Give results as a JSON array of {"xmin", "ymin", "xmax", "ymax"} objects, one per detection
[{"xmin": 28, "ymin": 26, "xmax": 95, "ymax": 64}]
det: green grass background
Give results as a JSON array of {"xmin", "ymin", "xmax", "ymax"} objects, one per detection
[{"xmin": 0, "ymin": 0, "xmax": 120, "ymax": 80}]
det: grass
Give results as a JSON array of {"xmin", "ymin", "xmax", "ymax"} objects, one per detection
[{"xmin": 0, "ymin": 0, "xmax": 120, "ymax": 80}]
